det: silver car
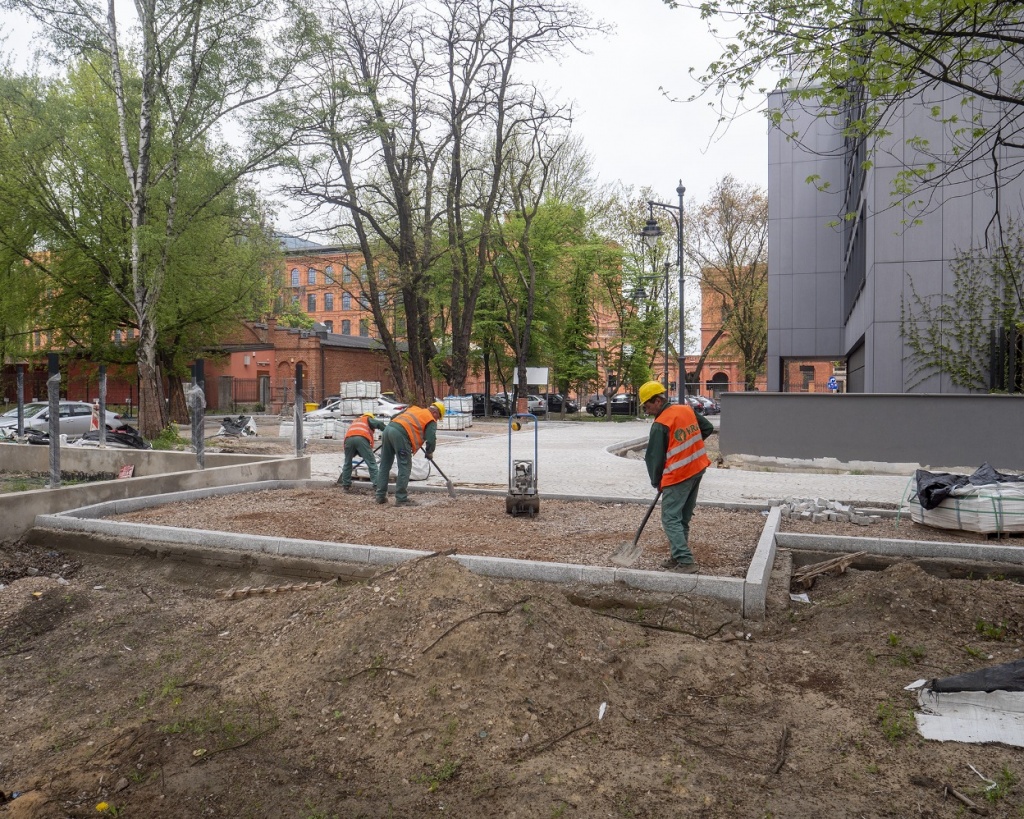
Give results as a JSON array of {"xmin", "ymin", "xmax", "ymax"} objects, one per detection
[{"xmin": 0, "ymin": 401, "xmax": 126, "ymax": 439}]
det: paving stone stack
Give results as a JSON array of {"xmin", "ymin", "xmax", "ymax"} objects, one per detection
[{"xmin": 775, "ymin": 497, "xmax": 881, "ymax": 526}]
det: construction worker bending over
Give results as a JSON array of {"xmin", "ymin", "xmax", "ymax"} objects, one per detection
[
  {"xmin": 339, "ymin": 412, "xmax": 387, "ymax": 491},
  {"xmin": 639, "ymin": 380, "xmax": 715, "ymax": 573},
  {"xmin": 375, "ymin": 401, "xmax": 445, "ymax": 507}
]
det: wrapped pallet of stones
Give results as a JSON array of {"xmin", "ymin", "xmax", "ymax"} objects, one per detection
[
  {"xmin": 910, "ymin": 464, "xmax": 1024, "ymax": 534},
  {"xmin": 341, "ymin": 380, "xmax": 381, "ymax": 399},
  {"xmin": 443, "ymin": 395, "xmax": 473, "ymax": 428}
]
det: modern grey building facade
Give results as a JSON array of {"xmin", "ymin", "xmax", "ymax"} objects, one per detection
[{"xmin": 767, "ymin": 84, "xmax": 1024, "ymax": 393}]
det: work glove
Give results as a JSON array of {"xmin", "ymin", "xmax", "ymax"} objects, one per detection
[{"xmin": 425, "ymin": 451, "xmax": 434, "ymax": 461}]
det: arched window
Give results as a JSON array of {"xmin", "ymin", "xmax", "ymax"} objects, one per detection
[
  {"xmin": 342, "ymin": 293, "xmax": 351, "ymax": 310},
  {"xmin": 342, "ymin": 266, "xmax": 352, "ymax": 284},
  {"xmin": 307, "ymin": 267, "xmax": 316, "ymax": 285},
  {"xmin": 359, "ymin": 319, "xmax": 370, "ymax": 337},
  {"xmin": 324, "ymin": 293, "xmax": 334, "ymax": 311},
  {"xmin": 324, "ymin": 265, "xmax": 335, "ymax": 284},
  {"xmin": 290, "ymin": 268, "xmax": 300, "ymax": 287},
  {"xmin": 341, "ymin": 319, "xmax": 351, "ymax": 335},
  {"xmin": 324, "ymin": 320, "xmax": 333, "ymax": 332},
  {"xmin": 307, "ymin": 294, "xmax": 316, "ymax": 312}
]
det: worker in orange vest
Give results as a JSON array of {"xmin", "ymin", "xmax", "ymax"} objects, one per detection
[
  {"xmin": 375, "ymin": 401, "xmax": 445, "ymax": 507},
  {"xmin": 339, "ymin": 412, "xmax": 387, "ymax": 491},
  {"xmin": 639, "ymin": 381, "xmax": 715, "ymax": 573}
]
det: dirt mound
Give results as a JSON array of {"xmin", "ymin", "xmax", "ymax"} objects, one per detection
[{"xmin": 1, "ymin": 544, "xmax": 1022, "ymax": 818}]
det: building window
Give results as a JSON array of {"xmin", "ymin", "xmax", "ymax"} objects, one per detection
[
  {"xmin": 307, "ymin": 267, "xmax": 316, "ymax": 285},
  {"xmin": 359, "ymin": 295, "xmax": 369, "ymax": 309},
  {"xmin": 325, "ymin": 265, "xmax": 334, "ymax": 284},
  {"xmin": 290, "ymin": 268, "xmax": 300, "ymax": 287},
  {"xmin": 342, "ymin": 267, "xmax": 352, "ymax": 284},
  {"xmin": 378, "ymin": 292, "xmax": 387, "ymax": 307},
  {"xmin": 324, "ymin": 320, "xmax": 333, "ymax": 332},
  {"xmin": 307, "ymin": 294, "xmax": 316, "ymax": 312},
  {"xmin": 396, "ymin": 318, "xmax": 406, "ymax": 335},
  {"xmin": 324, "ymin": 293, "xmax": 334, "ymax": 311},
  {"xmin": 800, "ymin": 365, "xmax": 815, "ymax": 391},
  {"xmin": 359, "ymin": 318, "xmax": 369, "ymax": 337},
  {"xmin": 342, "ymin": 293, "xmax": 351, "ymax": 310},
  {"xmin": 291, "ymin": 294, "xmax": 299, "ymax": 304},
  {"xmin": 342, "ymin": 319, "xmax": 351, "ymax": 335}
]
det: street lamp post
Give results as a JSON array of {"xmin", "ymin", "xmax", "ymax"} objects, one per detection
[{"xmin": 640, "ymin": 181, "xmax": 687, "ymax": 402}]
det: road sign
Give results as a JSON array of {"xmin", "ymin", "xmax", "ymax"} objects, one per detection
[{"xmin": 827, "ymin": 376, "xmax": 839, "ymax": 391}]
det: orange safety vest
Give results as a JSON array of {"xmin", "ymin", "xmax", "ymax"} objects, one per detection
[
  {"xmin": 659, "ymin": 404, "xmax": 710, "ymax": 489},
  {"xmin": 345, "ymin": 415, "xmax": 374, "ymax": 444},
  {"xmin": 391, "ymin": 406, "xmax": 435, "ymax": 452}
]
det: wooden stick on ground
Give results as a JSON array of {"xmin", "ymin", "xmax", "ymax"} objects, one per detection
[{"xmin": 791, "ymin": 551, "xmax": 868, "ymax": 590}]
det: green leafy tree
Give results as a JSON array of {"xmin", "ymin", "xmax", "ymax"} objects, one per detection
[
  {"xmin": 901, "ymin": 222, "xmax": 1024, "ymax": 390},
  {"xmin": 677, "ymin": 0, "xmax": 1024, "ymax": 216},
  {"xmin": 4, "ymin": 0, "xmax": 296, "ymax": 437}
]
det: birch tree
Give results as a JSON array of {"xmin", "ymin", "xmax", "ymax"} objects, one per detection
[{"xmin": 3, "ymin": 0, "xmax": 297, "ymax": 436}]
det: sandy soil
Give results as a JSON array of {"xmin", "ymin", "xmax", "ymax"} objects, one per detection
[
  {"xmin": 2, "ymin": 541, "xmax": 1023, "ymax": 818},
  {"xmin": 2, "ymin": 435, "xmax": 1023, "ymax": 818}
]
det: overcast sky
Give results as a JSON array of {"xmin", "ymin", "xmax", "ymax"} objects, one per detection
[
  {"xmin": 1, "ymin": 0, "xmax": 769, "ymax": 227},
  {"xmin": 537, "ymin": 0, "xmax": 768, "ymax": 204}
]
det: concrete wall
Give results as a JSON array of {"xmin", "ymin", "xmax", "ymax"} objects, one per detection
[
  {"xmin": 0, "ymin": 444, "xmax": 282, "ymax": 476},
  {"xmin": 1, "ymin": 448, "xmax": 310, "ymax": 543},
  {"xmin": 720, "ymin": 393, "xmax": 1024, "ymax": 472}
]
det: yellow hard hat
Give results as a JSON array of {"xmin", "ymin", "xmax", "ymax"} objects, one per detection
[
  {"xmin": 638, "ymin": 381, "xmax": 667, "ymax": 406},
  {"xmin": 432, "ymin": 401, "xmax": 446, "ymax": 418},
  {"xmin": 361, "ymin": 412, "xmax": 375, "ymax": 418}
]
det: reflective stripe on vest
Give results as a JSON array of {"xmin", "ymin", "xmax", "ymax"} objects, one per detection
[
  {"xmin": 345, "ymin": 416, "xmax": 374, "ymax": 444},
  {"xmin": 392, "ymin": 406, "xmax": 434, "ymax": 452},
  {"xmin": 659, "ymin": 404, "xmax": 710, "ymax": 488}
]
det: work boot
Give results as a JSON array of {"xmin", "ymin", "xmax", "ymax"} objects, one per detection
[
  {"xmin": 374, "ymin": 495, "xmax": 387, "ymax": 505},
  {"xmin": 395, "ymin": 498, "xmax": 418, "ymax": 507},
  {"xmin": 661, "ymin": 558, "xmax": 699, "ymax": 574}
]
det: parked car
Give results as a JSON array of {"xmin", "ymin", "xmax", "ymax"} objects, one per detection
[
  {"xmin": 489, "ymin": 392, "xmax": 546, "ymax": 416},
  {"xmin": 695, "ymin": 395, "xmax": 720, "ymax": 414},
  {"xmin": 585, "ymin": 393, "xmax": 638, "ymax": 417},
  {"xmin": 305, "ymin": 395, "xmax": 408, "ymax": 420},
  {"xmin": 374, "ymin": 395, "xmax": 408, "ymax": 418},
  {"xmin": 0, "ymin": 400, "xmax": 126, "ymax": 439},
  {"xmin": 543, "ymin": 393, "xmax": 578, "ymax": 414},
  {"xmin": 683, "ymin": 395, "xmax": 707, "ymax": 415}
]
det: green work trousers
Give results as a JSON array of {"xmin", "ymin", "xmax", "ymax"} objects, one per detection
[
  {"xmin": 660, "ymin": 470, "xmax": 705, "ymax": 564},
  {"xmin": 376, "ymin": 423, "xmax": 413, "ymax": 502},
  {"xmin": 341, "ymin": 435, "xmax": 378, "ymax": 488}
]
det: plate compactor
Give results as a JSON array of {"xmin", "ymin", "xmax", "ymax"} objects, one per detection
[{"xmin": 506, "ymin": 412, "xmax": 540, "ymax": 517}]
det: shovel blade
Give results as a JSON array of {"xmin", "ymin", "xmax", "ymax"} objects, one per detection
[
  {"xmin": 609, "ymin": 540, "xmax": 643, "ymax": 568},
  {"xmin": 445, "ymin": 480, "xmax": 457, "ymax": 499}
]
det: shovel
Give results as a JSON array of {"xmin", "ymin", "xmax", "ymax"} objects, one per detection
[
  {"xmin": 609, "ymin": 490, "xmax": 661, "ymax": 567},
  {"xmin": 427, "ymin": 456, "xmax": 457, "ymax": 499}
]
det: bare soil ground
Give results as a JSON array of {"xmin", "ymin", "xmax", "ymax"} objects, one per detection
[{"xmin": 2, "ymin": 435, "xmax": 1023, "ymax": 818}]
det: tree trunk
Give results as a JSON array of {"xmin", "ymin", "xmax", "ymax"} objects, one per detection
[{"xmin": 136, "ymin": 323, "xmax": 168, "ymax": 439}]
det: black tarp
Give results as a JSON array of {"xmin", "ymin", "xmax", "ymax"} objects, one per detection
[
  {"xmin": 930, "ymin": 659, "xmax": 1024, "ymax": 693},
  {"xmin": 913, "ymin": 462, "xmax": 1024, "ymax": 510}
]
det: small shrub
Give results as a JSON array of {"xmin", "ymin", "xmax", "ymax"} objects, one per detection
[{"xmin": 151, "ymin": 424, "xmax": 189, "ymax": 451}]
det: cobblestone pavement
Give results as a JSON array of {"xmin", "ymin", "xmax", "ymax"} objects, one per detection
[{"xmin": 308, "ymin": 417, "xmax": 914, "ymax": 507}]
